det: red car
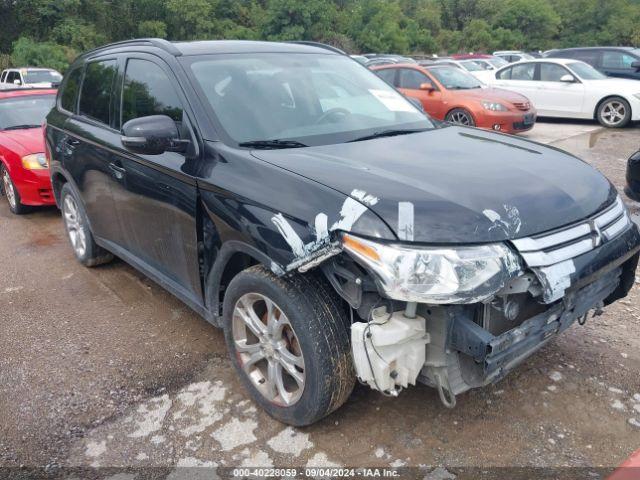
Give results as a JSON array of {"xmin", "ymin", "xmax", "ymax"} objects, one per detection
[
  {"xmin": 372, "ymin": 63, "xmax": 536, "ymax": 134},
  {"xmin": 0, "ymin": 88, "xmax": 56, "ymax": 214}
]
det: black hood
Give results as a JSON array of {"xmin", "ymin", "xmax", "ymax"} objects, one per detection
[{"xmin": 251, "ymin": 126, "xmax": 616, "ymax": 243}]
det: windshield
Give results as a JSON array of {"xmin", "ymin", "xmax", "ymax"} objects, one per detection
[
  {"xmin": 0, "ymin": 94, "xmax": 55, "ymax": 130},
  {"xmin": 568, "ymin": 62, "xmax": 607, "ymax": 80},
  {"xmin": 428, "ymin": 66, "xmax": 483, "ymax": 90},
  {"xmin": 186, "ymin": 53, "xmax": 432, "ymax": 146},
  {"xmin": 23, "ymin": 70, "xmax": 62, "ymax": 84},
  {"xmin": 459, "ymin": 60, "xmax": 484, "ymax": 71}
]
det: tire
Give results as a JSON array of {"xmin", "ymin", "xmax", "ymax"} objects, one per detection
[
  {"xmin": 1, "ymin": 164, "xmax": 30, "ymax": 215},
  {"xmin": 222, "ymin": 265, "xmax": 355, "ymax": 426},
  {"xmin": 597, "ymin": 97, "xmax": 631, "ymax": 128},
  {"xmin": 60, "ymin": 183, "xmax": 113, "ymax": 267},
  {"xmin": 445, "ymin": 108, "xmax": 476, "ymax": 127}
]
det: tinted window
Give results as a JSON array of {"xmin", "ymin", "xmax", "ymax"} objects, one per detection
[
  {"xmin": 122, "ymin": 59, "xmax": 183, "ymax": 125},
  {"xmin": 540, "ymin": 63, "xmax": 570, "ymax": 81},
  {"xmin": 0, "ymin": 72, "xmax": 5, "ymax": 82},
  {"xmin": 60, "ymin": 67, "xmax": 83, "ymax": 113},
  {"xmin": 602, "ymin": 51, "xmax": 638, "ymax": 69},
  {"xmin": 79, "ymin": 60, "xmax": 117, "ymax": 125},
  {"xmin": 398, "ymin": 69, "xmax": 430, "ymax": 89},
  {"xmin": 7, "ymin": 71, "xmax": 20, "ymax": 84},
  {"xmin": 375, "ymin": 68, "xmax": 396, "ymax": 85},
  {"xmin": 572, "ymin": 50, "xmax": 600, "ymax": 65}
]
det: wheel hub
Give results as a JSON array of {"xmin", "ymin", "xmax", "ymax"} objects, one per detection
[{"xmin": 232, "ymin": 292, "xmax": 305, "ymax": 406}]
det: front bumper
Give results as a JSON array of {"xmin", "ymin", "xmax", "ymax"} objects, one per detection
[
  {"xmin": 476, "ymin": 109, "xmax": 537, "ymax": 133},
  {"xmin": 11, "ymin": 167, "xmax": 54, "ymax": 206}
]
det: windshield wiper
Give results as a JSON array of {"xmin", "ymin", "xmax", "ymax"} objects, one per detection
[
  {"xmin": 348, "ymin": 128, "xmax": 429, "ymax": 143},
  {"xmin": 238, "ymin": 139, "xmax": 308, "ymax": 149},
  {"xmin": 3, "ymin": 124, "xmax": 41, "ymax": 131}
]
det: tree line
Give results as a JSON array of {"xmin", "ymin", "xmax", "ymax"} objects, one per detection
[{"xmin": 1, "ymin": 0, "xmax": 639, "ymax": 72}]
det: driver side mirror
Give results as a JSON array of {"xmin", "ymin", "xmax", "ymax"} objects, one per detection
[
  {"xmin": 419, "ymin": 82, "xmax": 435, "ymax": 92},
  {"xmin": 560, "ymin": 74, "xmax": 576, "ymax": 83},
  {"xmin": 631, "ymin": 61, "xmax": 640, "ymax": 71},
  {"xmin": 13, "ymin": 79, "xmax": 21, "ymax": 86},
  {"xmin": 121, "ymin": 115, "xmax": 189, "ymax": 155}
]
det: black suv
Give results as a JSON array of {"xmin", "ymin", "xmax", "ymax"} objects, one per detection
[
  {"xmin": 46, "ymin": 39, "xmax": 640, "ymax": 426},
  {"xmin": 546, "ymin": 47, "xmax": 640, "ymax": 80}
]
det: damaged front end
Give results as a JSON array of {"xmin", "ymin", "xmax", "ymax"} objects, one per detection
[{"xmin": 331, "ymin": 196, "xmax": 640, "ymax": 407}]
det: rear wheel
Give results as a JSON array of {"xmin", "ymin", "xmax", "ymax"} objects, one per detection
[
  {"xmin": 60, "ymin": 183, "xmax": 113, "ymax": 267},
  {"xmin": 597, "ymin": 97, "xmax": 631, "ymax": 128},
  {"xmin": 222, "ymin": 266, "xmax": 355, "ymax": 426},
  {"xmin": 1, "ymin": 164, "xmax": 30, "ymax": 215},
  {"xmin": 445, "ymin": 108, "xmax": 476, "ymax": 127}
]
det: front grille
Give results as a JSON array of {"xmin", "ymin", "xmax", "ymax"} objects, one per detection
[
  {"xmin": 512, "ymin": 101, "xmax": 530, "ymax": 111},
  {"xmin": 511, "ymin": 196, "xmax": 630, "ymax": 267}
]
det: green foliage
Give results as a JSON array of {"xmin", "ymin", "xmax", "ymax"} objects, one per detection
[
  {"xmin": 1, "ymin": 0, "xmax": 640, "ymax": 72},
  {"xmin": 10, "ymin": 37, "xmax": 71, "ymax": 72}
]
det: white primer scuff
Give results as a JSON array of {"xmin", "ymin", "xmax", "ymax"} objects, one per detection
[
  {"xmin": 483, "ymin": 205, "xmax": 522, "ymax": 237},
  {"xmin": 271, "ymin": 189, "xmax": 378, "ymax": 271},
  {"xmin": 398, "ymin": 202, "xmax": 415, "ymax": 241},
  {"xmin": 535, "ymin": 259, "xmax": 576, "ymax": 303}
]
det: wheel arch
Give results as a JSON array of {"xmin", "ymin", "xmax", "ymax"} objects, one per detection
[{"xmin": 205, "ymin": 241, "xmax": 277, "ymax": 327}]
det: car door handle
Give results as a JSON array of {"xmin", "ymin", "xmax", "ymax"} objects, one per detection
[
  {"xmin": 66, "ymin": 138, "xmax": 81, "ymax": 146},
  {"xmin": 108, "ymin": 162, "xmax": 126, "ymax": 180}
]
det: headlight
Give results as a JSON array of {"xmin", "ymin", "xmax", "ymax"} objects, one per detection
[
  {"xmin": 342, "ymin": 234, "xmax": 522, "ymax": 304},
  {"xmin": 21, "ymin": 153, "xmax": 48, "ymax": 170},
  {"xmin": 481, "ymin": 101, "xmax": 509, "ymax": 112}
]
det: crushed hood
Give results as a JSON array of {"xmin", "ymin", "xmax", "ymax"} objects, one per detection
[{"xmin": 251, "ymin": 126, "xmax": 615, "ymax": 243}]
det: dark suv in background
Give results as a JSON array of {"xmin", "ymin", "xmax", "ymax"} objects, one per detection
[
  {"xmin": 546, "ymin": 46, "xmax": 640, "ymax": 80},
  {"xmin": 46, "ymin": 39, "xmax": 640, "ymax": 426}
]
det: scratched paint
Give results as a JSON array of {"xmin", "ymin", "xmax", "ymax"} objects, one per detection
[
  {"xmin": 271, "ymin": 189, "xmax": 379, "ymax": 271},
  {"xmin": 398, "ymin": 202, "xmax": 415, "ymax": 241},
  {"xmin": 535, "ymin": 259, "xmax": 576, "ymax": 303},
  {"xmin": 483, "ymin": 205, "xmax": 522, "ymax": 237}
]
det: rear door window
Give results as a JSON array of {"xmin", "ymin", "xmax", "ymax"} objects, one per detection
[
  {"xmin": 79, "ymin": 59, "xmax": 117, "ymax": 125},
  {"xmin": 572, "ymin": 50, "xmax": 600, "ymax": 66},
  {"xmin": 60, "ymin": 67, "xmax": 83, "ymax": 113}
]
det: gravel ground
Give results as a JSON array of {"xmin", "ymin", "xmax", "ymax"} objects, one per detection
[{"xmin": 1, "ymin": 120, "xmax": 639, "ymax": 479}]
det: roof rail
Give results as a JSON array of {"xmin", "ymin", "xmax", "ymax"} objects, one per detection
[
  {"xmin": 285, "ymin": 41, "xmax": 346, "ymax": 55},
  {"xmin": 81, "ymin": 38, "xmax": 182, "ymax": 58}
]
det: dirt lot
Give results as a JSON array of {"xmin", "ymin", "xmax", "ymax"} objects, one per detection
[{"xmin": 1, "ymin": 120, "xmax": 640, "ymax": 479}]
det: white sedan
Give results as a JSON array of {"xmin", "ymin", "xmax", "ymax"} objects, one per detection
[
  {"xmin": 434, "ymin": 59, "xmax": 496, "ymax": 84},
  {"xmin": 492, "ymin": 58, "xmax": 640, "ymax": 128}
]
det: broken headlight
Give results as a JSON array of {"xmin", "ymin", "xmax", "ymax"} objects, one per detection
[{"xmin": 342, "ymin": 234, "xmax": 522, "ymax": 304}]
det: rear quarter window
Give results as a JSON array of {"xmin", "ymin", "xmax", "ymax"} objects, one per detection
[{"xmin": 60, "ymin": 67, "xmax": 83, "ymax": 113}]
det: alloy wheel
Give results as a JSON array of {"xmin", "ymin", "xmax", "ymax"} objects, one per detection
[
  {"xmin": 2, "ymin": 169, "xmax": 16, "ymax": 209},
  {"xmin": 601, "ymin": 100, "xmax": 626, "ymax": 127},
  {"xmin": 62, "ymin": 195, "xmax": 87, "ymax": 258},
  {"xmin": 232, "ymin": 292, "xmax": 305, "ymax": 406},
  {"xmin": 449, "ymin": 111, "xmax": 472, "ymax": 126}
]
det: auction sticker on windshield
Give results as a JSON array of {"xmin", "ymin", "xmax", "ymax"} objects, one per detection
[{"xmin": 369, "ymin": 89, "xmax": 415, "ymax": 112}]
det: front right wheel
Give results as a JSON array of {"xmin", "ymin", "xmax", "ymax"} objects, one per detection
[{"xmin": 222, "ymin": 266, "xmax": 355, "ymax": 426}]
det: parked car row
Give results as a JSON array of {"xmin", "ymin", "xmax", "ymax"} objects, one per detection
[
  {"xmin": 2, "ymin": 39, "xmax": 640, "ymax": 428},
  {"xmin": 0, "ymin": 67, "xmax": 62, "ymax": 89}
]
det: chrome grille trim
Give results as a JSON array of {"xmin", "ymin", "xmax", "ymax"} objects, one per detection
[{"xmin": 512, "ymin": 196, "xmax": 630, "ymax": 267}]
